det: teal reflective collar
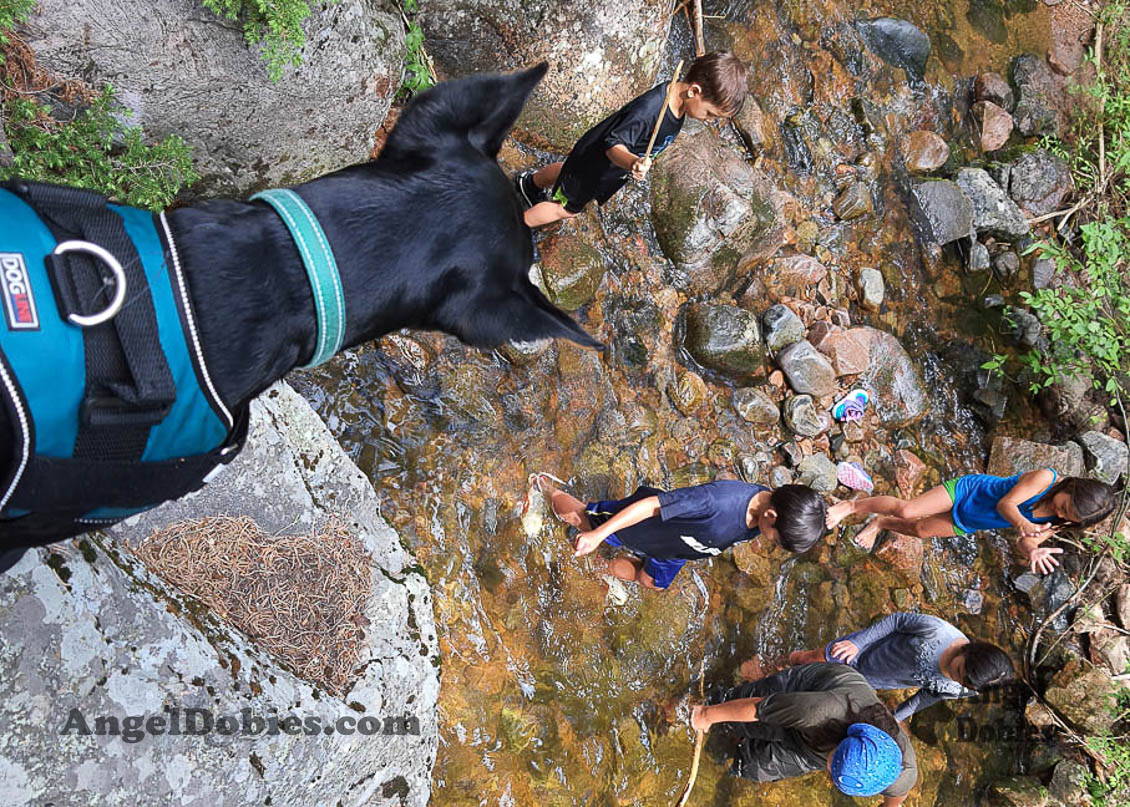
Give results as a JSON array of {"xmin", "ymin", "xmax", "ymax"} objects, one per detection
[{"xmin": 251, "ymin": 188, "xmax": 345, "ymax": 368}]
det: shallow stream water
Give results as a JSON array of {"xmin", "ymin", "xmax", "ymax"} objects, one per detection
[{"xmin": 292, "ymin": 1, "xmax": 1064, "ymax": 803}]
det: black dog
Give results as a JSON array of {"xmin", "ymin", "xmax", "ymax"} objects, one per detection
[{"xmin": 0, "ymin": 64, "xmax": 600, "ymax": 561}]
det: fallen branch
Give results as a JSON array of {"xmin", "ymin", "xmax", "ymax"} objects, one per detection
[
  {"xmin": 691, "ymin": 0, "xmax": 705, "ymax": 57},
  {"xmin": 676, "ymin": 657, "xmax": 707, "ymax": 807}
]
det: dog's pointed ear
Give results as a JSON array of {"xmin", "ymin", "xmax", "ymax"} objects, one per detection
[
  {"xmin": 466, "ymin": 62, "xmax": 548, "ymax": 158},
  {"xmin": 460, "ymin": 282, "xmax": 603, "ymax": 351}
]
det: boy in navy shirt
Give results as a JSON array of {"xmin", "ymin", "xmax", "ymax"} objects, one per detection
[
  {"xmin": 536, "ymin": 478, "xmax": 827, "ymax": 590},
  {"xmin": 515, "ymin": 51, "xmax": 748, "ymax": 228}
]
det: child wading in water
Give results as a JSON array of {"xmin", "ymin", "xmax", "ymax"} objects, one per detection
[
  {"xmin": 535, "ymin": 477, "xmax": 826, "ymax": 590},
  {"xmin": 827, "ymin": 469, "xmax": 1115, "ymax": 574},
  {"xmin": 515, "ymin": 51, "xmax": 748, "ymax": 228}
]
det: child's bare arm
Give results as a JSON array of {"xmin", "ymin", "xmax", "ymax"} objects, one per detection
[
  {"xmin": 605, "ymin": 144, "xmax": 648, "ymax": 178},
  {"xmin": 691, "ymin": 697, "xmax": 763, "ymax": 730},
  {"xmin": 996, "ymin": 469, "xmax": 1057, "ymax": 537},
  {"xmin": 573, "ymin": 496, "xmax": 661, "ymax": 556}
]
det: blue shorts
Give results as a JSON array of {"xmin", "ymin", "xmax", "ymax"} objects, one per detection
[{"xmin": 585, "ymin": 488, "xmax": 687, "ymax": 589}]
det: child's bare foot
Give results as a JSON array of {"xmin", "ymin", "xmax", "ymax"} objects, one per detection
[
  {"xmin": 853, "ymin": 519, "xmax": 882, "ymax": 551},
  {"xmin": 739, "ymin": 655, "xmax": 764, "ymax": 681},
  {"xmin": 826, "ymin": 500, "xmax": 855, "ymax": 529},
  {"xmin": 531, "ymin": 474, "xmax": 591, "ymax": 529},
  {"xmin": 607, "ymin": 556, "xmax": 643, "ymax": 583}
]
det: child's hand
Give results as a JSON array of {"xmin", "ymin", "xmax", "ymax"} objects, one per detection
[
  {"xmin": 691, "ymin": 704, "xmax": 711, "ymax": 732},
  {"xmin": 1016, "ymin": 519, "xmax": 1054, "ymax": 539},
  {"xmin": 828, "ymin": 640, "xmax": 860, "ymax": 663},
  {"xmin": 1027, "ymin": 546, "xmax": 1063, "ymax": 575},
  {"xmin": 630, "ymin": 157, "xmax": 650, "ymax": 181},
  {"xmin": 573, "ymin": 531, "xmax": 605, "ymax": 557}
]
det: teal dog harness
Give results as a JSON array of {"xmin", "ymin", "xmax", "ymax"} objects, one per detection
[{"xmin": 0, "ymin": 181, "xmax": 246, "ymax": 537}]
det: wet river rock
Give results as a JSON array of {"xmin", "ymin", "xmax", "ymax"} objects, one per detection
[
  {"xmin": 761, "ymin": 303, "xmax": 806, "ymax": 353},
  {"xmin": 650, "ymin": 125, "xmax": 784, "ymax": 293},
  {"xmin": 536, "ymin": 225, "xmax": 607, "ymax": 311},
  {"xmin": 1077, "ymin": 431, "xmax": 1128, "ymax": 486},
  {"xmin": 987, "ymin": 435, "xmax": 1085, "ymax": 477},
  {"xmin": 682, "ymin": 303, "xmax": 766, "ymax": 382},
  {"xmin": 782, "ymin": 394, "xmax": 828, "ymax": 438},
  {"xmin": 776, "ymin": 340, "xmax": 837, "ymax": 398},
  {"xmin": 418, "ymin": 0, "xmax": 668, "ymax": 151},
  {"xmin": 1011, "ymin": 54, "xmax": 1066, "ymax": 138},
  {"xmin": 972, "ymin": 100, "xmax": 1014, "ymax": 153},
  {"xmin": 732, "ymin": 386, "xmax": 781, "ymax": 426},
  {"xmin": 857, "ymin": 328, "xmax": 929, "ymax": 427},
  {"xmin": 1003, "ymin": 148, "xmax": 1074, "ymax": 217},
  {"xmin": 908, "ymin": 180, "xmax": 974, "ymax": 246},
  {"xmin": 902, "ymin": 130, "xmax": 949, "ymax": 174},
  {"xmin": 956, "ymin": 168, "xmax": 1030, "ymax": 241},
  {"xmin": 854, "ymin": 17, "xmax": 931, "ymax": 83}
]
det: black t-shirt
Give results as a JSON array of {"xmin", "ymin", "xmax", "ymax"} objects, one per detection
[{"xmin": 559, "ymin": 83, "xmax": 684, "ymax": 206}]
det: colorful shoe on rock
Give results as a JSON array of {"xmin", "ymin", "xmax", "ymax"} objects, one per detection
[
  {"xmin": 514, "ymin": 170, "xmax": 547, "ymax": 208},
  {"xmin": 836, "ymin": 461, "xmax": 874, "ymax": 493},
  {"xmin": 832, "ymin": 388, "xmax": 869, "ymax": 422}
]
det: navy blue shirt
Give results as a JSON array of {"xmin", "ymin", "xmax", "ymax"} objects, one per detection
[{"xmin": 615, "ymin": 480, "xmax": 767, "ymax": 560}]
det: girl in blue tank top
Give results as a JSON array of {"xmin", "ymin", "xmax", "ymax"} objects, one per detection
[{"xmin": 825, "ymin": 469, "xmax": 1115, "ymax": 575}]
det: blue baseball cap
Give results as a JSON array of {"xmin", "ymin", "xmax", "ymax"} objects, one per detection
[{"xmin": 830, "ymin": 723, "xmax": 903, "ymax": 796}]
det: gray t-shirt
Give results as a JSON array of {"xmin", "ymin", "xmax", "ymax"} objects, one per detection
[{"xmin": 829, "ymin": 612, "xmax": 975, "ymax": 721}]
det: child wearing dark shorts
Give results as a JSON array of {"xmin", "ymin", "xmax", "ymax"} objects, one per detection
[
  {"xmin": 535, "ymin": 477, "xmax": 826, "ymax": 590},
  {"xmin": 516, "ymin": 52, "xmax": 748, "ymax": 228}
]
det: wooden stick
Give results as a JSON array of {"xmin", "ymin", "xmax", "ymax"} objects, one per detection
[
  {"xmin": 643, "ymin": 59, "xmax": 684, "ymax": 167},
  {"xmin": 692, "ymin": 0, "xmax": 706, "ymax": 57},
  {"xmin": 675, "ymin": 657, "xmax": 707, "ymax": 806}
]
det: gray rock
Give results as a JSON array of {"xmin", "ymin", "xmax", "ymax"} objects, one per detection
[
  {"xmin": 776, "ymin": 341, "xmax": 838, "ymax": 398},
  {"xmin": 956, "ymin": 168, "xmax": 1030, "ymax": 241},
  {"xmin": 498, "ymin": 339, "xmax": 552, "ymax": 366},
  {"xmin": 1031, "ymin": 256, "xmax": 1055, "ymax": 290},
  {"xmin": 1078, "ymin": 431, "xmax": 1128, "ymax": 485},
  {"xmin": 1048, "ymin": 760, "xmax": 1091, "ymax": 807},
  {"xmin": 1014, "ymin": 569, "xmax": 1075, "ymax": 631},
  {"xmin": 975, "ymin": 71, "xmax": 1015, "ymax": 111},
  {"xmin": 762, "ymin": 304, "xmax": 806, "ymax": 353},
  {"xmin": 832, "ymin": 182, "xmax": 873, "ymax": 220},
  {"xmin": 855, "ymin": 18, "xmax": 931, "ymax": 82},
  {"xmin": 732, "ymin": 387, "xmax": 781, "ymax": 426},
  {"xmin": 768, "ymin": 465, "xmax": 795, "ymax": 488},
  {"xmin": 993, "ymin": 250, "xmax": 1021, "ymax": 280},
  {"xmin": 969, "ymin": 239, "xmax": 991, "ymax": 271},
  {"xmin": 683, "ymin": 303, "xmax": 766, "ymax": 381},
  {"xmin": 1039, "ymin": 372, "xmax": 1110, "ymax": 435},
  {"xmin": 859, "ymin": 328, "xmax": 930, "ymax": 427},
  {"xmin": 1006, "ymin": 149, "xmax": 1073, "ymax": 217},
  {"xmin": 988, "ymin": 435, "xmax": 1086, "ymax": 477},
  {"xmin": 1116, "ymin": 583, "xmax": 1130, "ymax": 631},
  {"xmin": 24, "ymin": 0, "xmax": 404, "ymax": 198},
  {"xmin": 419, "ymin": 0, "xmax": 668, "ymax": 152},
  {"xmin": 859, "ymin": 267, "xmax": 884, "ymax": 309},
  {"xmin": 1008, "ymin": 307, "xmax": 1046, "ymax": 350},
  {"xmin": 909, "ymin": 180, "xmax": 974, "ymax": 246},
  {"xmin": 651, "ymin": 126, "xmax": 785, "ymax": 293},
  {"xmin": 1012, "ymin": 54, "xmax": 1065, "ymax": 138},
  {"xmin": 782, "ymin": 394, "xmax": 829, "ymax": 438},
  {"xmin": 0, "ymin": 383, "xmax": 439, "ymax": 806},
  {"xmin": 796, "ymin": 453, "xmax": 839, "ymax": 493},
  {"xmin": 985, "ymin": 776, "xmax": 1051, "ymax": 807},
  {"xmin": 1046, "ymin": 662, "xmax": 1121, "ymax": 734}
]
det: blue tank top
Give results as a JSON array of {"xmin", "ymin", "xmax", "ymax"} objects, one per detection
[{"xmin": 951, "ymin": 470, "xmax": 1058, "ymax": 534}]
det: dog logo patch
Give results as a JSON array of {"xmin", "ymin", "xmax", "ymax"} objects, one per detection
[{"xmin": 1, "ymin": 253, "xmax": 39, "ymax": 331}]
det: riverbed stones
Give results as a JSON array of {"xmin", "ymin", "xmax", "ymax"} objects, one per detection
[
  {"xmin": 651, "ymin": 126, "xmax": 784, "ymax": 293},
  {"xmin": 1011, "ymin": 54, "xmax": 1065, "ymax": 138},
  {"xmin": 23, "ymin": 0, "xmax": 404, "ymax": 197},
  {"xmin": 832, "ymin": 181, "xmax": 873, "ymax": 220},
  {"xmin": 859, "ymin": 267, "xmax": 884, "ymax": 309},
  {"xmin": 993, "ymin": 250, "xmax": 1020, "ymax": 280},
  {"xmin": 975, "ymin": 71, "xmax": 1015, "ymax": 110},
  {"xmin": 1005, "ymin": 149, "xmax": 1073, "ymax": 217},
  {"xmin": 818, "ymin": 328, "xmax": 871, "ymax": 376},
  {"xmin": 683, "ymin": 303, "xmax": 766, "ymax": 381},
  {"xmin": 0, "ymin": 382, "xmax": 440, "ymax": 806},
  {"xmin": 902, "ymin": 130, "xmax": 949, "ymax": 174},
  {"xmin": 908, "ymin": 180, "xmax": 974, "ymax": 246},
  {"xmin": 858, "ymin": 328, "xmax": 930, "ymax": 427},
  {"xmin": 418, "ymin": 0, "xmax": 668, "ymax": 152},
  {"xmin": 768, "ymin": 465, "xmax": 794, "ymax": 487},
  {"xmin": 956, "ymin": 168, "xmax": 1030, "ymax": 241},
  {"xmin": 1048, "ymin": 760, "xmax": 1090, "ymax": 807},
  {"xmin": 537, "ymin": 229, "xmax": 607, "ymax": 311},
  {"xmin": 762, "ymin": 304, "xmax": 806, "ymax": 353},
  {"xmin": 1045, "ymin": 661, "xmax": 1121, "ymax": 735},
  {"xmin": 782, "ymin": 394, "xmax": 827, "ymax": 437},
  {"xmin": 972, "ymin": 100, "xmax": 1014, "ymax": 152},
  {"xmin": 1077, "ymin": 431, "xmax": 1128, "ymax": 485},
  {"xmin": 669, "ymin": 370, "xmax": 708, "ymax": 416},
  {"xmin": 760, "ymin": 254, "xmax": 829, "ymax": 299},
  {"xmin": 985, "ymin": 776, "xmax": 1050, "ymax": 807},
  {"xmin": 855, "ymin": 18, "xmax": 931, "ymax": 82},
  {"xmin": 987, "ymin": 435, "xmax": 1085, "ymax": 477},
  {"xmin": 776, "ymin": 341, "xmax": 837, "ymax": 398},
  {"xmin": 894, "ymin": 449, "xmax": 927, "ymax": 496},
  {"xmin": 796, "ymin": 453, "xmax": 838, "ymax": 492},
  {"xmin": 732, "ymin": 387, "xmax": 780, "ymax": 426},
  {"xmin": 1032, "ymin": 256, "xmax": 1056, "ymax": 290}
]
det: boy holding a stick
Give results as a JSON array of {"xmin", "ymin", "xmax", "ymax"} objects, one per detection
[{"xmin": 515, "ymin": 51, "xmax": 748, "ymax": 227}]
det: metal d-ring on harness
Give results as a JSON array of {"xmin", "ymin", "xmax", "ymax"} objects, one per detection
[{"xmin": 50, "ymin": 239, "xmax": 128, "ymax": 327}]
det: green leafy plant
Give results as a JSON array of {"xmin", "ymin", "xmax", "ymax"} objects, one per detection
[
  {"xmin": 399, "ymin": 0, "xmax": 435, "ymax": 97},
  {"xmin": 0, "ymin": 0, "xmax": 33, "ymax": 59},
  {"xmin": 201, "ymin": 0, "xmax": 338, "ymax": 82},
  {"xmin": 0, "ymin": 87, "xmax": 199, "ymax": 210},
  {"xmin": 1085, "ymin": 685, "xmax": 1130, "ymax": 806}
]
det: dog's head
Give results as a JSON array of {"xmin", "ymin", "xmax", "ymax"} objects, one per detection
[{"xmin": 372, "ymin": 64, "xmax": 603, "ymax": 352}]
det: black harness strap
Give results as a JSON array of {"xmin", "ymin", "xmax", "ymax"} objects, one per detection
[{"xmin": 2, "ymin": 181, "xmax": 175, "ymax": 462}]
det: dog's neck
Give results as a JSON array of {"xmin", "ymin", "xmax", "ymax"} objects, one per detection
[{"xmin": 164, "ymin": 199, "xmax": 326, "ymax": 411}]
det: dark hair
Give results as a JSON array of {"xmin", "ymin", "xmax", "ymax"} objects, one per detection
[
  {"xmin": 770, "ymin": 484, "xmax": 827, "ymax": 553},
  {"xmin": 1036, "ymin": 476, "xmax": 1117, "ymax": 526},
  {"xmin": 685, "ymin": 51, "xmax": 748, "ymax": 116},
  {"xmin": 805, "ymin": 702, "xmax": 898, "ymax": 751},
  {"xmin": 959, "ymin": 642, "xmax": 1015, "ymax": 691}
]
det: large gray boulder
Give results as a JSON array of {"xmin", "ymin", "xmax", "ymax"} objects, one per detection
[
  {"xmin": 0, "ymin": 383, "xmax": 439, "ymax": 806},
  {"xmin": 651, "ymin": 125, "xmax": 785, "ymax": 293},
  {"xmin": 987, "ymin": 435, "xmax": 1085, "ymax": 478},
  {"xmin": 956, "ymin": 168, "xmax": 1030, "ymax": 242},
  {"xmin": 858, "ymin": 328, "xmax": 929, "ymax": 427},
  {"xmin": 418, "ymin": 0, "xmax": 668, "ymax": 151},
  {"xmin": 23, "ymin": 0, "xmax": 404, "ymax": 197},
  {"xmin": 908, "ymin": 180, "xmax": 973, "ymax": 246}
]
